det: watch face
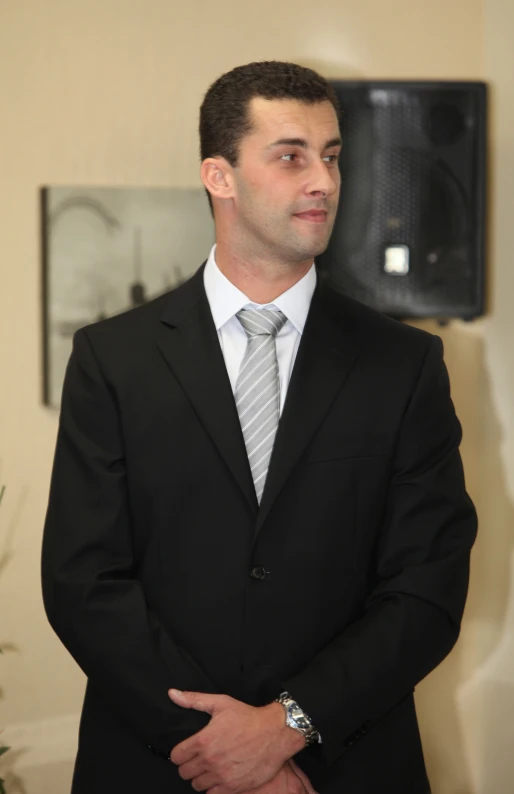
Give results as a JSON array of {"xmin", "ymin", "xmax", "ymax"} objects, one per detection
[{"xmin": 288, "ymin": 703, "xmax": 311, "ymax": 731}]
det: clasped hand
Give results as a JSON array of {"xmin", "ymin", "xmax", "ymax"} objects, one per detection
[{"xmin": 168, "ymin": 689, "xmax": 317, "ymax": 794}]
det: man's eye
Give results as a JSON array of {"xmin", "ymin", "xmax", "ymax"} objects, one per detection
[
  {"xmin": 280, "ymin": 154, "xmax": 297, "ymax": 162},
  {"xmin": 323, "ymin": 155, "xmax": 339, "ymax": 163}
]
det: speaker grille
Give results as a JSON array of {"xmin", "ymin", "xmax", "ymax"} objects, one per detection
[{"xmin": 317, "ymin": 82, "xmax": 487, "ymax": 319}]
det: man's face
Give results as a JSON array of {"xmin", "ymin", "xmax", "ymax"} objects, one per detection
[{"xmin": 230, "ymin": 97, "xmax": 341, "ymax": 264}]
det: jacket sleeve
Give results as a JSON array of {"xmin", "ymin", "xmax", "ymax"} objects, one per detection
[
  {"xmin": 282, "ymin": 335, "xmax": 478, "ymax": 766},
  {"xmin": 41, "ymin": 327, "xmax": 215, "ymax": 757}
]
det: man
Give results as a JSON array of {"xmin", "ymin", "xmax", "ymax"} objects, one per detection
[{"xmin": 42, "ymin": 61, "xmax": 477, "ymax": 794}]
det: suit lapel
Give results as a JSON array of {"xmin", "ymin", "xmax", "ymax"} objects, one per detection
[
  {"xmin": 255, "ymin": 281, "xmax": 359, "ymax": 536},
  {"xmin": 157, "ymin": 267, "xmax": 359, "ymax": 529},
  {"xmin": 157, "ymin": 267, "xmax": 258, "ymax": 516}
]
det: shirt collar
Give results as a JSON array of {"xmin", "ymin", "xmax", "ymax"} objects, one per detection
[{"xmin": 203, "ymin": 244, "xmax": 317, "ymax": 334}]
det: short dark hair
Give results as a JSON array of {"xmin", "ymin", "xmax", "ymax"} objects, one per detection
[{"xmin": 199, "ymin": 61, "xmax": 339, "ymax": 212}]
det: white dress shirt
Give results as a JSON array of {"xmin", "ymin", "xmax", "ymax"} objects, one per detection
[
  {"xmin": 203, "ymin": 244, "xmax": 317, "ymax": 415},
  {"xmin": 204, "ymin": 245, "xmax": 322, "ymax": 741}
]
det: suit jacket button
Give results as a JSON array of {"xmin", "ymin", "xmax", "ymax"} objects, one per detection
[{"xmin": 250, "ymin": 566, "xmax": 268, "ymax": 580}]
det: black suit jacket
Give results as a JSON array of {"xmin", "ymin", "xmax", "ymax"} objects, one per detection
[{"xmin": 42, "ymin": 265, "xmax": 477, "ymax": 794}]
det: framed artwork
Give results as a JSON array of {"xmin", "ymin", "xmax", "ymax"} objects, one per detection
[{"xmin": 41, "ymin": 186, "xmax": 214, "ymax": 408}]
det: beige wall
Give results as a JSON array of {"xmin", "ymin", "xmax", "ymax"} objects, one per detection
[{"xmin": 2, "ymin": 0, "xmax": 512, "ymax": 791}]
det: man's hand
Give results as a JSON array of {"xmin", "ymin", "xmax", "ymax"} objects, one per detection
[
  {"xmin": 240, "ymin": 760, "xmax": 318, "ymax": 794},
  {"xmin": 286, "ymin": 760, "xmax": 318, "ymax": 794},
  {"xmin": 168, "ymin": 689, "xmax": 306, "ymax": 793}
]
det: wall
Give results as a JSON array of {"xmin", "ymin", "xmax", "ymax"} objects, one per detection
[
  {"xmin": 1, "ymin": 0, "xmax": 509, "ymax": 791},
  {"xmin": 458, "ymin": 1, "xmax": 514, "ymax": 790}
]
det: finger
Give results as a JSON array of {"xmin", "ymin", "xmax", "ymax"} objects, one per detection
[
  {"xmin": 288, "ymin": 760, "xmax": 318, "ymax": 794},
  {"xmin": 292, "ymin": 772, "xmax": 308, "ymax": 794},
  {"xmin": 170, "ymin": 739, "xmax": 200, "ymax": 766},
  {"xmin": 295, "ymin": 772, "xmax": 316, "ymax": 794},
  {"xmin": 168, "ymin": 689, "xmax": 214, "ymax": 712},
  {"xmin": 175, "ymin": 757, "xmax": 207, "ymax": 782},
  {"xmin": 190, "ymin": 772, "xmax": 221, "ymax": 791}
]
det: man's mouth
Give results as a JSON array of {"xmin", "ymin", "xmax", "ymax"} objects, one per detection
[{"xmin": 293, "ymin": 210, "xmax": 328, "ymax": 223}]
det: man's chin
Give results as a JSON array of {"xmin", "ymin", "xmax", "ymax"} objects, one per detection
[
  {"xmin": 292, "ymin": 225, "xmax": 334, "ymax": 258},
  {"xmin": 291, "ymin": 237, "xmax": 331, "ymax": 261}
]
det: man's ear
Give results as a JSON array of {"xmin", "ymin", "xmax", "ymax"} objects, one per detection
[{"xmin": 200, "ymin": 157, "xmax": 235, "ymax": 202}]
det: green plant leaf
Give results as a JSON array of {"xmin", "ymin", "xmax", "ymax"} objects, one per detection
[
  {"xmin": 0, "ymin": 777, "xmax": 5, "ymax": 794},
  {"xmin": 0, "ymin": 746, "xmax": 9, "ymax": 757}
]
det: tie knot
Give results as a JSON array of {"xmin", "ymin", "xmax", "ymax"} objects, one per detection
[{"xmin": 236, "ymin": 307, "xmax": 287, "ymax": 339}]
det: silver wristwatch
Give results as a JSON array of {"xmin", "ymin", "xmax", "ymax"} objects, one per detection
[{"xmin": 274, "ymin": 691, "xmax": 320, "ymax": 746}]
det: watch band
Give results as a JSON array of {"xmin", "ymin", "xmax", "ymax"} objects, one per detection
[{"xmin": 274, "ymin": 691, "xmax": 320, "ymax": 746}]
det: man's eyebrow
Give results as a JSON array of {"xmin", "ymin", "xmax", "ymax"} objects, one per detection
[{"xmin": 267, "ymin": 136, "xmax": 342, "ymax": 150}]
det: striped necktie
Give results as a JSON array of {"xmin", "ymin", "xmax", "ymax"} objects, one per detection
[{"xmin": 235, "ymin": 307, "xmax": 287, "ymax": 503}]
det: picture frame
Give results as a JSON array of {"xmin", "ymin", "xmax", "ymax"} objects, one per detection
[{"xmin": 41, "ymin": 185, "xmax": 214, "ymax": 408}]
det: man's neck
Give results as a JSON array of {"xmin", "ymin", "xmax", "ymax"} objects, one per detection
[{"xmin": 214, "ymin": 242, "xmax": 313, "ymax": 304}]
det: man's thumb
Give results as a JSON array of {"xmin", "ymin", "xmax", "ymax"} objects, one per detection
[
  {"xmin": 168, "ymin": 688, "xmax": 188, "ymax": 704},
  {"xmin": 168, "ymin": 689, "xmax": 216, "ymax": 714}
]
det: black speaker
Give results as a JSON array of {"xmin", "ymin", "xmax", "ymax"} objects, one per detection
[{"xmin": 317, "ymin": 80, "xmax": 487, "ymax": 321}]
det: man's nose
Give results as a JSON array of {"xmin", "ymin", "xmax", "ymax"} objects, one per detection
[{"xmin": 306, "ymin": 159, "xmax": 339, "ymax": 198}]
